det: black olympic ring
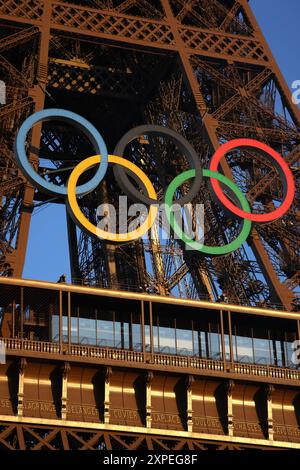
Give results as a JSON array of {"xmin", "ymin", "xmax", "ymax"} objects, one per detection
[{"xmin": 113, "ymin": 125, "xmax": 203, "ymax": 206}]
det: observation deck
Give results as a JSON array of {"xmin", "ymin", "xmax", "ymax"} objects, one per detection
[{"xmin": 0, "ymin": 277, "xmax": 299, "ymax": 450}]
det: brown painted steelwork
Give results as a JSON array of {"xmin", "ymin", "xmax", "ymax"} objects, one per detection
[
  {"xmin": 0, "ymin": 0, "xmax": 298, "ymax": 309},
  {"xmin": 0, "ymin": 422, "xmax": 298, "ymax": 450},
  {"xmin": 0, "ymin": 277, "xmax": 299, "ymax": 449},
  {"xmin": 0, "ymin": 0, "xmax": 300, "ymax": 450},
  {"xmin": 0, "ymin": 358, "xmax": 300, "ymax": 448}
]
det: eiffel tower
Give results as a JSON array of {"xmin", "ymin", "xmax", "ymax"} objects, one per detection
[{"xmin": 0, "ymin": 0, "xmax": 299, "ymax": 450}]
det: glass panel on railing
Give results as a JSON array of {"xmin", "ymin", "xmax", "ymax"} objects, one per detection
[
  {"xmin": 233, "ymin": 324, "xmax": 254, "ymax": 363},
  {"xmin": 132, "ymin": 319, "xmax": 142, "ymax": 351},
  {"xmin": 62, "ymin": 316, "xmax": 68, "ymax": 342},
  {"xmin": 253, "ymin": 336, "xmax": 270, "ymax": 365},
  {"xmin": 192, "ymin": 329, "xmax": 200, "ymax": 357},
  {"xmin": 210, "ymin": 331, "xmax": 222, "ymax": 360},
  {"xmin": 284, "ymin": 331, "xmax": 297, "ymax": 368},
  {"xmin": 235, "ymin": 335, "xmax": 254, "ymax": 363},
  {"xmin": 153, "ymin": 320, "xmax": 159, "ymax": 353},
  {"xmin": 270, "ymin": 339, "xmax": 285, "ymax": 367},
  {"xmin": 176, "ymin": 328, "xmax": 193, "ymax": 356},
  {"xmin": 51, "ymin": 315, "xmax": 68, "ymax": 342},
  {"xmin": 52, "ymin": 315, "xmax": 59, "ymax": 342},
  {"xmin": 97, "ymin": 310, "xmax": 114, "ymax": 347},
  {"xmin": 79, "ymin": 317, "xmax": 97, "ymax": 345},
  {"xmin": 224, "ymin": 334, "xmax": 231, "ymax": 361},
  {"xmin": 157, "ymin": 314, "xmax": 176, "ymax": 354},
  {"xmin": 114, "ymin": 319, "xmax": 129, "ymax": 349},
  {"xmin": 145, "ymin": 324, "xmax": 151, "ymax": 352},
  {"xmin": 157, "ymin": 326, "xmax": 175, "ymax": 354},
  {"xmin": 198, "ymin": 331, "xmax": 209, "ymax": 358},
  {"xmin": 176, "ymin": 317, "xmax": 193, "ymax": 356}
]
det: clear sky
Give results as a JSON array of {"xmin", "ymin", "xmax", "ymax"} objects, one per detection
[
  {"xmin": 22, "ymin": 1, "xmax": 300, "ymax": 283},
  {"xmin": 251, "ymin": 0, "xmax": 300, "ymax": 87}
]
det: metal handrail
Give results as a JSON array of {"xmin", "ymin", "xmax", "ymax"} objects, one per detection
[
  {"xmin": 2, "ymin": 337, "xmax": 300, "ymax": 381},
  {"xmin": 70, "ymin": 278, "xmax": 290, "ymax": 310}
]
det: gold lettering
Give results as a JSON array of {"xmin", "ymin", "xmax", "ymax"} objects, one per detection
[
  {"xmin": 274, "ymin": 426, "xmax": 300, "ymax": 437},
  {"xmin": 0, "ymin": 398, "xmax": 10, "ymax": 409},
  {"xmin": 193, "ymin": 417, "xmax": 221, "ymax": 428},
  {"xmin": 112, "ymin": 409, "xmax": 138, "ymax": 420},
  {"xmin": 193, "ymin": 417, "xmax": 206, "ymax": 426},
  {"xmin": 234, "ymin": 422, "xmax": 262, "ymax": 433},
  {"xmin": 22, "ymin": 400, "xmax": 56, "ymax": 413},
  {"xmin": 66, "ymin": 404, "xmax": 98, "ymax": 416},
  {"xmin": 152, "ymin": 413, "xmax": 180, "ymax": 424}
]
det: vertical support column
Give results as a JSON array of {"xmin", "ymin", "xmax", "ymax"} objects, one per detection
[
  {"xmin": 149, "ymin": 301, "xmax": 154, "ymax": 356},
  {"xmin": 226, "ymin": 380, "xmax": 235, "ymax": 437},
  {"xmin": 14, "ymin": 0, "xmax": 52, "ymax": 277},
  {"xmin": 145, "ymin": 371, "xmax": 153, "ymax": 428},
  {"xmin": 66, "ymin": 210, "xmax": 81, "ymax": 282},
  {"xmin": 134, "ymin": 240, "xmax": 147, "ymax": 291},
  {"xmin": 141, "ymin": 300, "xmax": 145, "ymax": 355},
  {"xmin": 12, "ymin": 299, "xmax": 15, "ymax": 338},
  {"xmin": 148, "ymin": 225, "xmax": 168, "ymax": 295},
  {"xmin": 59, "ymin": 290, "xmax": 63, "ymax": 353},
  {"xmin": 266, "ymin": 384, "xmax": 274, "ymax": 441},
  {"xmin": 17, "ymin": 358, "xmax": 26, "ymax": 417},
  {"xmin": 186, "ymin": 375, "xmax": 194, "ymax": 433},
  {"xmin": 161, "ymin": 0, "xmax": 293, "ymax": 310},
  {"xmin": 68, "ymin": 291, "xmax": 71, "ymax": 351},
  {"xmin": 219, "ymin": 310, "xmax": 226, "ymax": 369},
  {"xmin": 20, "ymin": 287, "xmax": 24, "ymax": 340},
  {"xmin": 101, "ymin": 180, "xmax": 118, "ymax": 289},
  {"xmin": 105, "ymin": 247, "xmax": 118, "ymax": 289},
  {"xmin": 248, "ymin": 234, "xmax": 293, "ymax": 310},
  {"xmin": 61, "ymin": 362, "xmax": 70, "ymax": 420},
  {"xmin": 228, "ymin": 311, "xmax": 234, "ymax": 370},
  {"xmin": 16, "ymin": 426, "xmax": 26, "ymax": 451},
  {"xmin": 104, "ymin": 367, "xmax": 112, "ymax": 424}
]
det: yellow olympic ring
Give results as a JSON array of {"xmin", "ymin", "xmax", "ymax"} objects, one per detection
[{"xmin": 67, "ymin": 154, "xmax": 158, "ymax": 242}]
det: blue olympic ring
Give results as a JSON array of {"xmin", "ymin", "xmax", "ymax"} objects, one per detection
[{"xmin": 14, "ymin": 108, "xmax": 108, "ymax": 197}]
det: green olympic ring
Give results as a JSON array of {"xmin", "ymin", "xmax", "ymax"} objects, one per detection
[{"xmin": 164, "ymin": 169, "xmax": 252, "ymax": 256}]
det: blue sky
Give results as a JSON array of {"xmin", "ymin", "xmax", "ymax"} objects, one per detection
[
  {"xmin": 22, "ymin": 1, "xmax": 300, "ymax": 283},
  {"xmin": 251, "ymin": 0, "xmax": 300, "ymax": 87}
]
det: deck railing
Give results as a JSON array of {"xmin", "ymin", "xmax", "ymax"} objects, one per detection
[{"xmin": 2, "ymin": 337, "xmax": 300, "ymax": 381}]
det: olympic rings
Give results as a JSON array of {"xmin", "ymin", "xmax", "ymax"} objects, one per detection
[
  {"xmin": 113, "ymin": 125, "xmax": 203, "ymax": 206},
  {"xmin": 14, "ymin": 109, "xmax": 296, "ymax": 256},
  {"xmin": 67, "ymin": 154, "xmax": 158, "ymax": 242},
  {"xmin": 209, "ymin": 139, "xmax": 295, "ymax": 223},
  {"xmin": 165, "ymin": 169, "xmax": 252, "ymax": 255},
  {"xmin": 14, "ymin": 109, "xmax": 108, "ymax": 197}
]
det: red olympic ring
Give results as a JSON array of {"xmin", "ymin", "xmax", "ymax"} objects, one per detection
[{"xmin": 209, "ymin": 139, "xmax": 295, "ymax": 223}]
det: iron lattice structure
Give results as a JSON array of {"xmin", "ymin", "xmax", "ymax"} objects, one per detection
[
  {"xmin": 0, "ymin": 279, "xmax": 300, "ymax": 450},
  {"xmin": 0, "ymin": 423, "xmax": 285, "ymax": 450},
  {"xmin": 0, "ymin": 0, "xmax": 299, "ymax": 312}
]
